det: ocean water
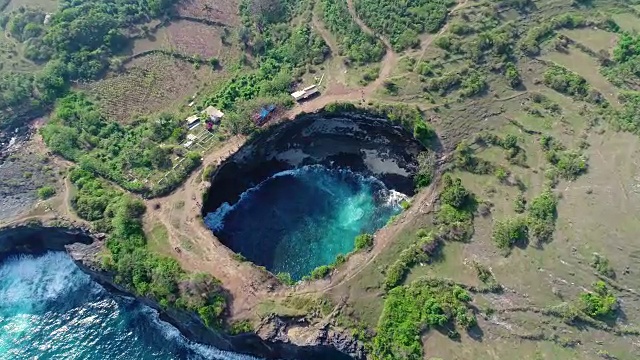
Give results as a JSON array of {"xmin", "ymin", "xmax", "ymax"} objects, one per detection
[
  {"xmin": 204, "ymin": 165, "xmax": 404, "ymax": 280},
  {"xmin": 0, "ymin": 252, "xmax": 260, "ymax": 360}
]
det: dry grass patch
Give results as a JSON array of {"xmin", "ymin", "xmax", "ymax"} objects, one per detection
[
  {"xmin": 560, "ymin": 28, "xmax": 617, "ymax": 52},
  {"xmin": 164, "ymin": 20, "xmax": 227, "ymax": 58},
  {"xmin": 176, "ymin": 0, "xmax": 240, "ymax": 26},
  {"xmin": 84, "ymin": 54, "xmax": 217, "ymax": 123},
  {"xmin": 612, "ymin": 13, "xmax": 640, "ymax": 32}
]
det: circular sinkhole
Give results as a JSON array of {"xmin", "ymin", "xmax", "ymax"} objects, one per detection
[{"xmin": 202, "ymin": 111, "xmax": 425, "ymax": 281}]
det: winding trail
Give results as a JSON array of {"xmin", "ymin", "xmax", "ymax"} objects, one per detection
[
  {"xmin": 413, "ymin": 0, "xmax": 469, "ymax": 72},
  {"xmin": 286, "ymin": 0, "xmax": 398, "ymax": 118}
]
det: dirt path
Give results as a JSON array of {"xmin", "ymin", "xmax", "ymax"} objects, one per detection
[
  {"xmin": 286, "ymin": 1, "xmax": 398, "ymax": 119},
  {"xmin": 143, "ymin": 135, "xmax": 289, "ymax": 318},
  {"xmin": 413, "ymin": 0, "xmax": 469, "ymax": 72}
]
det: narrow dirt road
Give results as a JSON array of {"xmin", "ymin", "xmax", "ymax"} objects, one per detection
[
  {"xmin": 287, "ymin": 0, "xmax": 398, "ymax": 119},
  {"xmin": 413, "ymin": 0, "xmax": 469, "ymax": 72}
]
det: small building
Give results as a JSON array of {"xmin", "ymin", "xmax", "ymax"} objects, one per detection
[
  {"xmin": 201, "ymin": 106, "xmax": 224, "ymax": 123},
  {"xmin": 185, "ymin": 115, "xmax": 200, "ymax": 130},
  {"xmin": 291, "ymin": 84, "xmax": 319, "ymax": 102},
  {"xmin": 186, "ymin": 134, "xmax": 197, "ymax": 141}
]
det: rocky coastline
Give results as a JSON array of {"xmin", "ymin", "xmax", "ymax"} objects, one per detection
[{"xmin": 0, "ymin": 222, "xmax": 365, "ymax": 360}]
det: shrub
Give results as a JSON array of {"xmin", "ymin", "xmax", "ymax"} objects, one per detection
[
  {"xmin": 527, "ymin": 188, "xmax": 558, "ymax": 243},
  {"xmin": 276, "ymin": 272, "xmax": 296, "ymax": 285},
  {"xmin": 37, "ymin": 185, "xmax": 56, "ymax": 200},
  {"xmin": 579, "ymin": 281, "xmax": 618, "ymax": 319},
  {"xmin": 354, "ymin": 233, "xmax": 374, "ymax": 251},
  {"xmin": 310, "ymin": 265, "xmax": 332, "ymax": 279},
  {"xmin": 413, "ymin": 121, "xmax": 436, "ymax": 147},
  {"xmin": 514, "ymin": 193, "xmax": 526, "ymax": 213},
  {"xmin": 440, "ymin": 175, "xmax": 472, "ymax": 209},
  {"xmin": 415, "ymin": 151, "xmax": 436, "ymax": 188},
  {"xmin": 492, "ymin": 216, "xmax": 528, "ymax": 253},
  {"xmin": 228, "ymin": 320, "xmax": 253, "ymax": 335},
  {"xmin": 591, "ymin": 254, "xmax": 615, "ymax": 279},
  {"xmin": 372, "ymin": 278, "xmax": 476, "ymax": 360}
]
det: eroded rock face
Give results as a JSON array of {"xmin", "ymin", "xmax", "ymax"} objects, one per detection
[
  {"xmin": 0, "ymin": 223, "xmax": 96, "ymax": 260},
  {"xmin": 203, "ymin": 111, "xmax": 424, "ymax": 215}
]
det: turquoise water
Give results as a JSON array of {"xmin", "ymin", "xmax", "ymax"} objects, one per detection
[
  {"xmin": 0, "ymin": 252, "xmax": 259, "ymax": 360},
  {"xmin": 204, "ymin": 165, "xmax": 404, "ymax": 280}
]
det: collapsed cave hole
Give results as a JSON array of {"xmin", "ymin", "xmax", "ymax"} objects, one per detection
[{"xmin": 201, "ymin": 111, "xmax": 425, "ymax": 280}]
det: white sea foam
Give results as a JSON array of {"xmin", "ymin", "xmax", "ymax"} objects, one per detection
[
  {"xmin": 0, "ymin": 252, "xmax": 90, "ymax": 309},
  {"xmin": 204, "ymin": 165, "xmax": 407, "ymax": 232},
  {"xmin": 145, "ymin": 306, "xmax": 261, "ymax": 360}
]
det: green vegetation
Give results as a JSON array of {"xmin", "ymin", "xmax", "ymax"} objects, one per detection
[
  {"xmin": 413, "ymin": 120, "xmax": 436, "ymax": 147},
  {"xmin": 415, "ymin": 151, "xmax": 435, "ymax": 189},
  {"xmin": 310, "ymin": 264, "xmax": 332, "ymax": 279},
  {"xmin": 276, "ymin": 272, "xmax": 296, "ymax": 285},
  {"xmin": 353, "ymin": 0, "xmax": 453, "ymax": 51},
  {"xmin": 543, "ymin": 65, "xmax": 604, "ymax": 104},
  {"xmin": 492, "ymin": 216, "xmax": 527, "ymax": 254},
  {"xmin": 372, "ymin": 278, "xmax": 476, "ymax": 360},
  {"xmin": 384, "ymin": 175, "xmax": 475, "ymax": 290},
  {"xmin": 228, "ymin": 320, "xmax": 254, "ymax": 335},
  {"xmin": 540, "ymin": 135, "xmax": 588, "ymax": 182},
  {"xmin": 0, "ymin": 0, "xmax": 177, "ymax": 130},
  {"xmin": 41, "ymin": 93, "xmax": 197, "ymax": 196},
  {"xmin": 492, "ymin": 188, "xmax": 557, "ymax": 253},
  {"xmin": 579, "ymin": 281, "xmax": 618, "ymax": 319},
  {"xmin": 69, "ymin": 168, "xmax": 227, "ymax": 327},
  {"xmin": 354, "ymin": 233, "xmax": 374, "ymax": 251},
  {"xmin": 36, "ymin": 185, "xmax": 56, "ymax": 200},
  {"xmin": 384, "ymin": 230, "xmax": 438, "ymax": 290},
  {"xmin": 591, "ymin": 253, "xmax": 616, "ymax": 279},
  {"xmin": 526, "ymin": 188, "xmax": 558, "ymax": 244},
  {"xmin": 319, "ymin": 0, "xmax": 384, "ymax": 64}
]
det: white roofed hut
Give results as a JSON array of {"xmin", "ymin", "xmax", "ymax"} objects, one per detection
[
  {"xmin": 201, "ymin": 106, "xmax": 224, "ymax": 123},
  {"xmin": 185, "ymin": 115, "xmax": 200, "ymax": 130},
  {"xmin": 291, "ymin": 84, "xmax": 319, "ymax": 102}
]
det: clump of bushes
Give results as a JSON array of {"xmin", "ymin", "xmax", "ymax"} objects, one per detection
[
  {"xmin": 579, "ymin": 281, "xmax": 618, "ymax": 319},
  {"xmin": 540, "ymin": 135, "xmax": 588, "ymax": 182},
  {"xmin": 526, "ymin": 188, "xmax": 558, "ymax": 243},
  {"xmin": 310, "ymin": 265, "xmax": 333, "ymax": 280},
  {"xmin": 415, "ymin": 151, "xmax": 436, "ymax": 189},
  {"xmin": 492, "ymin": 187, "xmax": 558, "ymax": 253},
  {"xmin": 37, "ymin": 185, "xmax": 56, "ymax": 200},
  {"xmin": 354, "ymin": 233, "xmax": 374, "ymax": 251},
  {"xmin": 492, "ymin": 216, "xmax": 528, "ymax": 253},
  {"xmin": 591, "ymin": 253, "xmax": 616, "ymax": 279},
  {"xmin": 543, "ymin": 65, "xmax": 604, "ymax": 104},
  {"xmin": 384, "ymin": 230, "xmax": 437, "ymax": 290},
  {"xmin": 372, "ymin": 278, "xmax": 476, "ymax": 360},
  {"xmin": 276, "ymin": 272, "xmax": 296, "ymax": 285}
]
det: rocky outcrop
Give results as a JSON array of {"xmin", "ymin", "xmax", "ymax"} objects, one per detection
[
  {"xmin": 257, "ymin": 315, "xmax": 366, "ymax": 360},
  {"xmin": 0, "ymin": 222, "xmax": 100, "ymax": 260},
  {"xmin": 0, "ymin": 224, "xmax": 365, "ymax": 360}
]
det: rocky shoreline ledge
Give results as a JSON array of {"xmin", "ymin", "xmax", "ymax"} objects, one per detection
[{"xmin": 0, "ymin": 223, "xmax": 364, "ymax": 360}]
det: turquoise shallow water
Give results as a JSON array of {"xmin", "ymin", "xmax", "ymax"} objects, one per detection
[
  {"xmin": 0, "ymin": 252, "xmax": 259, "ymax": 360},
  {"xmin": 204, "ymin": 165, "xmax": 404, "ymax": 280}
]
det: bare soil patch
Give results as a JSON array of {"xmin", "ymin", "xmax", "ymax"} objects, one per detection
[
  {"xmin": 164, "ymin": 20, "xmax": 226, "ymax": 58},
  {"xmin": 176, "ymin": 0, "xmax": 240, "ymax": 26}
]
